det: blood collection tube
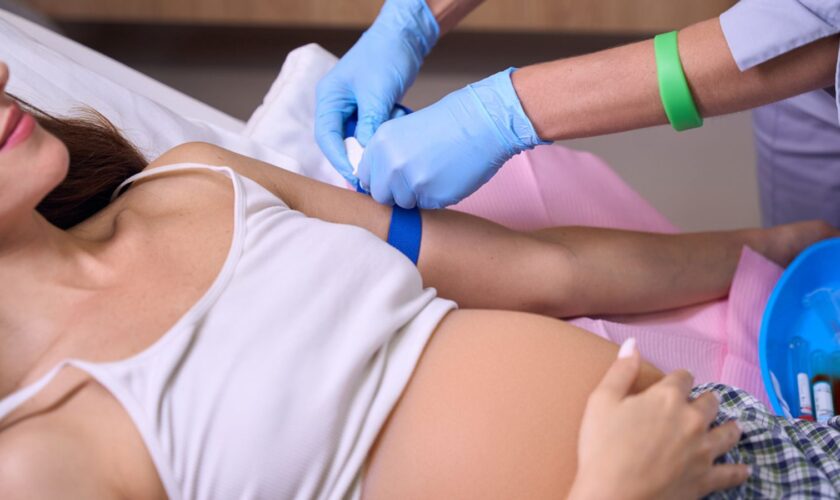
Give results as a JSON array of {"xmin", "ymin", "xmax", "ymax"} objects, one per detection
[
  {"xmin": 812, "ymin": 350, "xmax": 836, "ymax": 423},
  {"xmin": 831, "ymin": 351, "xmax": 840, "ymax": 413},
  {"xmin": 789, "ymin": 336, "xmax": 814, "ymax": 421}
]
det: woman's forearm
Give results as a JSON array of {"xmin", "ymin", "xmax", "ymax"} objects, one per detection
[
  {"xmin": 425, "ymin": 0, "xmax": 483, "ymax": 35},
  {"xmin": 529, "ymin": 227, "xmax": 760, "ymax": 315},
  {"xmin": 528, "ymin": 222, "xmax": 834, "ymax": 316},
  {"xmin": 513, "ymin": 18, "xmax": 839, "ymax": 141}
]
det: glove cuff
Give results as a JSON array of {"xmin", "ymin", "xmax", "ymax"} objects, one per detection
[
  {"xmin": 468, "ymin": 68, "xmax": 550, "ymax": 155},
  {"xmin": 376, "ymin": 0, "xmax": 440, "ymax": 58}
]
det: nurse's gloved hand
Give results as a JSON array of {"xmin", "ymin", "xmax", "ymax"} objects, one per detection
[
  {"xmin": 357, "ymin": 68, "xmax": 549, "ymax": 209},
  {"xmin": 314, "ymin": 0, "xmax": 439, "ymax": 188}
]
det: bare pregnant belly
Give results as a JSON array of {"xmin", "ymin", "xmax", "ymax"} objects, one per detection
[{"xmin": 361, "ymin": 309, "xmax": 662, "ymax": 500}]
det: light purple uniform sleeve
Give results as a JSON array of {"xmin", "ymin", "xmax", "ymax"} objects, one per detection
[
  {"xmin": 720, "ymin": 0, "xmax": 840, "ymax": 120},
  {"xmin": 722, "ymin": 2, "xmax": 840, "ymax": 226}
]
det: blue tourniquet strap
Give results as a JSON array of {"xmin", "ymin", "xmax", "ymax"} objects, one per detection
[{"xmin": 387, "ymin": 206, "xmax": 422, "ymax": 264}]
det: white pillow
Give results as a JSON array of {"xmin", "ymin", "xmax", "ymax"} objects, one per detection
[
  {"xmin": 243, "ymin": 43, "xmax": 344, "ymax": 187},
  {"xmin": 0, "ymin": 8, "xmax": 319, "ymax": 180}
]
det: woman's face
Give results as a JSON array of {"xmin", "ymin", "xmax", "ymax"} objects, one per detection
[{"xmin": 0, "ymin": 62, "xmax": 69, "ymax": 225}]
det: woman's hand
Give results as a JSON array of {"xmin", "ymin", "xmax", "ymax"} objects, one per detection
[
  {"xmin": 568, "ymin": 339, "xmax": 749, "ymax": 500},
  {"xmin": 760, "ymin": 220, "xmax": 840, "ymax": 267}
]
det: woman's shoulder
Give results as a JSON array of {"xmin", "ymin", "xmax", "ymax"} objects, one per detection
[
  {"xmin": 144, "ymin": 142, "xmax": 275, "ymax": 200},
  {"xmin": 117, "ymin": 142, "xmax": 238, "ymax": 217},
  {"xmin": 146, "ymin": 141, "xmax": 229, "ymax": 171},
  {"xmin": 147, "ymin": 142, "xmax": 308, "ymax": 211}
]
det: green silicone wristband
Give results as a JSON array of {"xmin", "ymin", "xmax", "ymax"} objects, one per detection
[{"xmin": 654, "ymin": 31, "xmax": 703, "ymax": 131}]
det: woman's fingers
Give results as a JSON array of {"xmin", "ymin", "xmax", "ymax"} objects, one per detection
[
  {"xmin": 592, "ymin": 338, "xmax": 641, "ymax": 402},
  {"xmin": 705, "ymin": 420, "xmax": 743, "ymax": 460},
  {"xmin": 695, "ymin": 420, "xmax": 746, "ymax": 496},
  {"xmin": 691, "ymin": 392, "xmax": 721, "ymax": 426},
  {"xmin": 658, "ymin": 369, "xmax": 695, "ymax": 398},
  {"xmin": 699, "ymin": 464, "xmax": 750, "ymax": 497}
]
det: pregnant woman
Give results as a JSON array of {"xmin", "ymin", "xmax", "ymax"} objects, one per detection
[{"xmin": 0, "ymin": 62, "xmax": 836, "ymax": 499}]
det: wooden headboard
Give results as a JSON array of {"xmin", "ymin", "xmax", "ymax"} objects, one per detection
[{"xmin": 26, "ymin": 0, "xmax": 736, "ymax": 34}]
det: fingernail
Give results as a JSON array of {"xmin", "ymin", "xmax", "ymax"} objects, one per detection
[
  {"xmin": 745, "ymin": 464, "xmax": 752, "ymax": 477},
  {"xmin": 618, "ymin": 338, "xmax": 636, "ymax": 359}
]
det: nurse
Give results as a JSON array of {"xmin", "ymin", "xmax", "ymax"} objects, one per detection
[{"xmin": 315, "ymin": 0, "xmax": 840, "ymax": 212}]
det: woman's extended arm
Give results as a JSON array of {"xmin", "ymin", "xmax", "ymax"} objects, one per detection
[
  {"xmin": 514, "ymin": 18, "xmax": 839, "ymax": 140},
  {"xmin": 152, "ymin": 143, "xmax": 836, "ymax": 317},
  {"xmin": 521, "ymin": 222, "xmax": 836, "ymax": 316}
]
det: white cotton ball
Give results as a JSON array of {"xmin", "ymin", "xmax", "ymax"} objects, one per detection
[{"xmin": 344, "ymin": 137, "xmax": 364, "ymax": 176}]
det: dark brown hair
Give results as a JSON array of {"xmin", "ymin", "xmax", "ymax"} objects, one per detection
[{"xmin": 16, "ymin": 98, "xmax": 147, "ymax": 229}]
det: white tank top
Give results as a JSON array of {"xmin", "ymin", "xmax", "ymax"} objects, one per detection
[{"xmin": 0, "ymin": 164, "xmax": 456, "ymax": 499}]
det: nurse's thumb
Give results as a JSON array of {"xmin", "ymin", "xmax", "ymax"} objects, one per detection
[{"xmin": 355, "ymin": 97, "xmax": 392, "ymax": 146}]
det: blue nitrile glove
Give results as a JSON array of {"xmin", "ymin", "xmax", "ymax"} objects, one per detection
[
  {"xmin": 357, "ymin": 68, "xmax": 550, "ymax": 209},
  {"xmin": 315, "ymin": 0, "xmax": 439, "ymax": 189}
]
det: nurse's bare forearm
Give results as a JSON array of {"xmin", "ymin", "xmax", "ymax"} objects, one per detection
[
  {"xmin": 425, "ymin": 0, "xmax": 483, "ymax": 34},
  {"xmin": 513, "ymin": 18, "xmax": 839, "ymax": 141}
]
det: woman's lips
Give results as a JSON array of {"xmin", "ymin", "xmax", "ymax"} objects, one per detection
[{"xmin": 0, "ymin": 109, "xmax": 34, "ymax": 152}]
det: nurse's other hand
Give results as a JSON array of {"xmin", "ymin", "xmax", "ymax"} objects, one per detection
[
  {"xmin": 569, "ymin": 339, "xmax": 748, "ymax": 500},
  {"xmin": 357, "ymin": 68, "xmax": 547, "ymax": 209},
  {"xmin": 314, "ymin": 0, "xmax": 438, "ymax": 187}
]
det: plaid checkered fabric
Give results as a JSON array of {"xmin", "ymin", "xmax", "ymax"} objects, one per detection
[{"xmin": 693, "ymin": 383, "xmax": 840, "ymax": 499}]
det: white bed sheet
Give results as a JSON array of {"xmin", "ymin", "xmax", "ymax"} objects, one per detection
[{"xmin": 0, "ymin": 9, "xmax": 243, "ymax": 132}]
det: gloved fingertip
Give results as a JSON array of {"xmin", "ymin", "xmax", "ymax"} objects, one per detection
[
  {"xmin": 392, "ymin": 192, "xmax": 417, "ymax": 210},
  {"xmin": 315, "ymin": 113, "xmax": 349, "ymax": 150},
  {"xmin": 370, "ymin": 176, "xmax": 395, "ymax": 207},
  {"xmin": 354, "ymin": 102, "xmax": 390, "ymax": 146},
  {"xmin": 391, "ymin": 172, "xmax": 418, "ymax": 209},
  {"xmin": 397, "ymin": 199, "xmax": 417, "ymax": 210},
  {"xmin": 354, "ymin": 123, "xmax": 378, "ymax": 147},
  {"xmin": 321, "ymin": 138, "xmax": 352, "ymax": 170},
  {"xmin": 374, "ymin": 194, "xmax": 395, "ymax": 207},
  {"xmin": 416, "ymin": 195, "xmax": 445, "ymax": 210},
  {"xmin": 356, "ymin": 155, "xmax": 371, "ymax": 188}
]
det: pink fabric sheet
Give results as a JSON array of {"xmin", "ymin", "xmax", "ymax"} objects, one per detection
[{"xmin": 453, "ymin": 145, "xmax": 782, "ymax": 405}]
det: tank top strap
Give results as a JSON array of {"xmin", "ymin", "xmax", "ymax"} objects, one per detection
[
  {"xmin": 111, "ymin": 162, "xmax": 242, "ymax": 201},
  {"xmin": 0, "ymin": 358, "xmax": 99, "ymax": 422}
]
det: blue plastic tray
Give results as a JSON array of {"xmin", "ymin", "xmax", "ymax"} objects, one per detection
[{"xmin": 760, "ymin": 237, "xmax": 840, "ymax": 417}]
